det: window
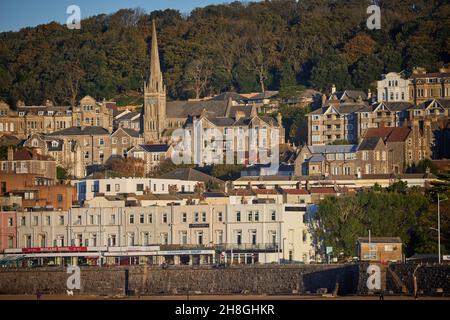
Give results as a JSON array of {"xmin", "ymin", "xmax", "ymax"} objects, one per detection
[
  {"xmin": 122, "ymin": 137, "xmax": 128, "ymax": 144},
  {"xmin": 217, "ymin": 212, "xmax": 223, "ymax": 222},
  {"xmin": 140, "ymin": 214, "xmax": 144, "ymax": 224},
  {"xmin": 57, "ymin": 194, "xmax": 63, "ymax": 203},
  {"xmin": 148, "ymin": 214, "xmax": 153, "ymax": 223},
  {"xmin": 110, "ymin": 214, "xmax": 116, "ymax": 224},
  {"xmin": 99, "ymin": 138, "xmax": 104, "ymax": 146},
  {"xmin": 136, "ymin": 184, "xmax": 144, "ymax": 192},
  {"xmin": 45, "ymin": 216, "xmax": 51, "ymax": 226},
  {"xmin": 128, "ymin": 233, "xmax": 135, "ymax": 246},
  {"xmin": 129, "ymin": 214, "xmax": 134, "ymax": 224},
  {"xmin": 76, "ymin": 215, "xmax": 82, "ymax": 225},
  {"xmin": 162, "ymin": 213, "xmax": 168, "ymax": 224},
  {"xmin": 236, "ymin": 231, "xmax": 242, "ymax": 245},
  {"xmin": 7, "ymin": 236, "xmax": 14, "ymax": 248},
  {"xmin": 251, "ymin": 230, "xmax": 257, "ymax": 245},
  {"xmin": 254, "ymin": 211, "xmax": 259, "ymax": 221},
  {"xmin": 194, "ymin": 212, "xmax": 199, "ymax": 222},
  {"xmin": 26, "ymin": 235, "xmax": 32, "ymax": 248},
  {"xmin": 112, "ymin": 137, "xmax": 117, "ymax": 144},
  {"xmin": 89, "ymin": 215, "xmax": 94, "ymax": 225},
  {"xmin": 142, "ymin": 232, "xmax": 149, "ymax": 246},
  {"xmin": 271, "ymin": 210, "xmax": 276, "ymax": 221},
  {"xmin": 362, "ymin": 151, "xmax": 369, "ymax": 161},
  {"xmin": 106, "ymin": 184, "xmax": 111, "ymax": 192},
  {"xmin": 115, "ymin": 184, "xmax": 120, "ymax": 192},
  {"xmin": 181, "ymin": 231, "xmax": 187, "ymax": 245},
  {"xmin": 217, "ymin": 231, "xmax": 223, "ymax": 244},
  {"xmin": 7, "ymin": 218, "xmax": 13, "ymax": 227},
  {"xmin": 182, "ymin": 213, "xmax": 187, "ymax": 223},
  {"xmin": 202, "ymin": 212, "xmax": 206, "ymax": 222},
  {"xmin": 248, "ymin": 211, "xmax": 253, "ymax": 221},
  {"xmin": 33, "ymin": 216, "xmax": 38, "ymax": 226},
  {"xmin": 236, "ymin": 211, "xmax": 241, "ymax": 222}
]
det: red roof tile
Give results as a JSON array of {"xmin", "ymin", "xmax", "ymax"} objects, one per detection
[
  {"xmin": 13, "ymin": 148, "xmax": 52, "ymax": 161},
  {"xmin": 253, "ymin": 189, "xmax": 279, "ymax": 195},
  {"xmin": 283, "ymin": 189, "xmax": 309, "ymax": 195},
  {"xmin": 309, "ymin": 187, "xmax": 336, "ymax": 194}
]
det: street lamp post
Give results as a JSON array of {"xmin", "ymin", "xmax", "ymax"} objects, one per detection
[
  {"xmin": 438, "ymin": 193, "xmax": 441, "ymax": 264},
  {"xmin": 431, "ymin": 193, "xmax": 448, "ymax": 264}
]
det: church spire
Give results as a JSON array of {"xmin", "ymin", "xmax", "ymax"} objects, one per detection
[{"xmin": 147, "ymin": 19, "xmax": 164, "ymax": 93}]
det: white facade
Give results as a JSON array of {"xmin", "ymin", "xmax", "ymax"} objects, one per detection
[
  {"xmin": 73, "ymin": 177, "xmax": 199, "ymax": 202},
  {"xmin": 377, "ymin": 72, "xmax": 410, "ymax": 102},
  {"xmin": 12, "ymin": 203, "xmax": 315, "ymax": 265}
]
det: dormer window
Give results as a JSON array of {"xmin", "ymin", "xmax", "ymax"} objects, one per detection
[
  {"xmin": 51, "ymin": 141, "xmax": 58, "ymax": 147},
  {"xmin": 47, "ymin": 111, "xmax": 54, "ymax": 116},
  {"xmin": 38, "ymin": 111, "xmax": 44, "ymax": 116},
  {"xmin": 19, "ymin": 112, "xmax": 25, "ymax": 116}
]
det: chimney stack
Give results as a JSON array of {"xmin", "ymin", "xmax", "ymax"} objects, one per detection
[
  {"xmin": 321, "ymin": 94, "xmax": 327, "ymax": 107},
  {"xmin": 7, "ymin": 146, "xmax": 14, "ymax": 161},
  {"xmin": 331, "ymin": 84, "xmax": 336, "ymax": 94}
]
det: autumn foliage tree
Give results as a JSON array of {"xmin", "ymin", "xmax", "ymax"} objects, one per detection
[{"xmin": 109, "ymin": 157, "xmax": 146, "ymax": 177}]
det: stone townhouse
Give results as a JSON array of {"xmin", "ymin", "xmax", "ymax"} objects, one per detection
[
  {"xmin": 356, "ymin": 136, "xmax": 389, "ymax": 175},
  {"xmin": 46, "ymin": 126, "xmax": 112, "ymax": 177},
  {"xmin": 362, "ymin": 123, "xmax": 431, "ymax": 171},
  {"xmin": 113, "ymin": 110, "xmax": 141, "ymax": 132},
  {"xmin": 409, "ymin": 67, "xmax": 450, "ymax": 104},
  {"xmin": 0, "ymin": 147, "xmax": 56, "ymax": 180},
  {"xmin": 0, "ymin": 96, "xmax": 113, "ymax": 140},
  {"xmin": 110, "ymin": 127, "xmax": 143, "ymax": 158},
  {"xmin": 294, "ymin": 145, "xmax": 358, "ymax": 177},
  {"xmin": 178, "ymin": 112, "xmax": 284, "ymax": 166},
  {"xmin": 71, "ymin": 95, "xmax": 113, "ymax": 131},
  {"xmin": 307, "ymin": 94, "xmax": 415, "ymax": 146},
  {"xmin": 128, "ymin": 144, "xmax": 172, "ymax": 174},
  {"xmin": 408, "ymin": 99, "xmax": 450, "ymax": 122}
]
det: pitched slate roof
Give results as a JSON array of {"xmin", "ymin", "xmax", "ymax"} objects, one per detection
[
  {"xmin": 247, "ymin": 91, "xmax": 279, "ymax": 100},
  {"xmin": 166, "ymin": 100, "xmax": 228, "ymax": 118},
  {"xmin": 118, "ymin": 128, "xmax": 140, "ymax": 137},
  {"xmin": 116, "ymin": 111, "xmax": 140, "ymax": 121},
  {"xmin": 49, "ymin": 126, "xmax": 109, "ymax": 136},
  {"xmin": 211, "ymin": 92, "xmax": 247, "ymax": 102},
  {"xmin": 159, "ymin": 168, "xmax": 224, "ymax": 184},
  {"xmin": 308, "ymin": 144, "xmax": 358, "ymax": 154},
  {"xmin": 358, "ymin": 137, "xmax": 382, "ymax": 151},
  {"xmin": 308, "ymin": 154, "xmax": 326, "ymax": 162},
  {"xmin": 382, "ymin": 102, "xmax": 413, "ymax": 112},
  {"xmin": 137, "ymin": 144, "xmax": 169, "ymax": 153}
]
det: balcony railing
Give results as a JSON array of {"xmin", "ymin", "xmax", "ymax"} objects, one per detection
[{"xmin": 159, "ymin": 243, "xmax": 280, "ymax": 252}]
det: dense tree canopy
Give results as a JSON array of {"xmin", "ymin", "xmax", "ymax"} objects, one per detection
[
  {"xmin": 0, "ymin": 0, "xmax": 449, "ymax": 106},
  {"xmin": 314, "ymin": 179, "xmax": 450, "ymax": 259}
]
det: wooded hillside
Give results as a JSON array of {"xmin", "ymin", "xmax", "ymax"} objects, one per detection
[{"xmin": 0, "ymin": 0, "xmax": 448, "ymax": 106}]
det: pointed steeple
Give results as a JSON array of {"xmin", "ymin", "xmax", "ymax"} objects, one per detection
[{"xmin": 147, "ymin": 19, "xmax": 164, "ymax": 93}]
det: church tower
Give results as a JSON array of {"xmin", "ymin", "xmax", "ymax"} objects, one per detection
[{"xmin": 142, "ymin": 19, "xmax": 166, "ymax": 143}]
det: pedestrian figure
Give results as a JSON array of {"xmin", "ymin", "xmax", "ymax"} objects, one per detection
[
  {"xmin": 379, "ymin": 289, "xmax": 384, "ymax": 300},
  {"xmin": 36, "ymin": 289, "xmax": 42, "ymax": 300}
]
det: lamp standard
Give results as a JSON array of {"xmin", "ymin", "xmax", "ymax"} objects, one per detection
[{"xmin": 431, "ymin": 194, "xmax": 448, "ymax": 264}]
